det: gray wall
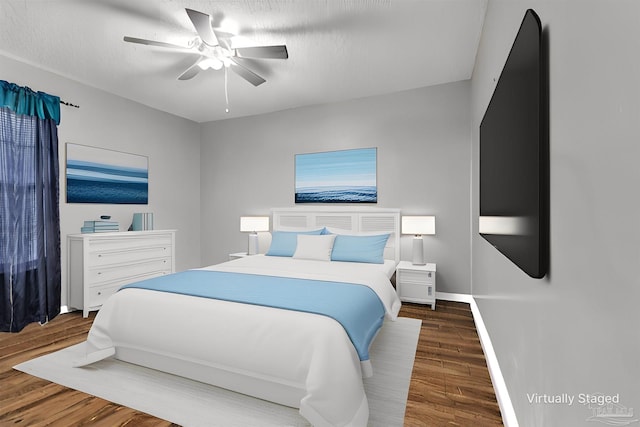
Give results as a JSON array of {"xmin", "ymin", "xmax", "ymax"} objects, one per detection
[
  {"xmin": 201, "ymin": 81, "xmax": 472, "ymax": 294},
  {"xmin": 1, "ymin": 53, "xmax": 473, "ymax": 299},
  {"xmin": 0, "ymin": 54, "xmax": 203, "ymax": 306},
  {"xmin": 471, "ymin": 1, "xmax": 640, "ymax": 425}
]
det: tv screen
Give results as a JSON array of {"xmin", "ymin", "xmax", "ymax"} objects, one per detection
[{"xmin": 479, "ymin": 9, "xmax": 547, "ymax": 278}]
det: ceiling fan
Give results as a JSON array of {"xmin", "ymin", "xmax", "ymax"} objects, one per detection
[{"xmin": 123, "ymin": 8, "xmax": 288, "ymax": 86}]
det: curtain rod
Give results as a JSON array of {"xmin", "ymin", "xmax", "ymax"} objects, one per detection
[{"xmin": 60, "ymin": 99, "xmax": 79, "ymax": 109}]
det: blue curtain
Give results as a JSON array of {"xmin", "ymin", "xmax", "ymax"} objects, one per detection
[{"xmin": 0, "ymin": 80, "xmax": 61, "ymax": 332}]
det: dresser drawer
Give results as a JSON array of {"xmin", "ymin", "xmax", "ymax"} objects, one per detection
[
  {"xmin": 87, "ymin": 270, "xmax": 171, "ymax": 308},
  {"xmin": 87, "ymin": 284, "xmax": 123, "ymax": 309},
  {"xmin": 88, "ymin": 257, "xmax": 172, "ymax": 285},
  {"xmin": 88, "ymin": 234, "xmax": 173, "ymax": 252},
  {"xmin": 89, "ymin": 245, "xmax": 172, "ymax": 266}
]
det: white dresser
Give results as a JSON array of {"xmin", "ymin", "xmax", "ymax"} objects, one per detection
[{"xmin": 67, "ymin": 230, "xmax": 176, "ymax": 317}]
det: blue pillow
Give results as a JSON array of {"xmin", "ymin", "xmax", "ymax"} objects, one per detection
[
  {"xmin": 331, "ymin": 233, "xmax": 390, "ymax": 264},
  {"xmin": 266, "ymin": 229, "xmax": 325, "ymax": 257}
]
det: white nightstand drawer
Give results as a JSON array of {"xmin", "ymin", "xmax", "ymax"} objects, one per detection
[
  {"xmin": 400, "ymin": 282, "xmax": 432, "ymax": 300},
  {"xmin": 398, "ymin": 269, "xmax": 434, "ymax": 285}
]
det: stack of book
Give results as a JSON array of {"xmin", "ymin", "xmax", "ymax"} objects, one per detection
[{"xmin": 81, "ymin": 220, "xmax": 119, "ymax": 233}]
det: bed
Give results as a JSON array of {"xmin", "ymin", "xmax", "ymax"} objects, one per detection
[{"xmin": 73, "ymin": 207, "xmax": 402, "ymax": 427}]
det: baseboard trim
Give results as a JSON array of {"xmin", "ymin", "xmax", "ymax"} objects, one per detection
[
  {"xmin": 436, "ymin": 292, "xmax": 519, "ymax": 427},
  {"xmin": 435, "ymin": 291, "xmax": 473, "ymax": 303},
  {"xmin": 468, "ymin": 299, "xmax": 519, "ymax": 427}
]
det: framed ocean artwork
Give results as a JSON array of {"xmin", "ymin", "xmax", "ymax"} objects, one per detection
[
  {"xmin": 295, "ymin": 147, "xmax": 377, "ymax": 203},
  {"xmin": 66, "ymin": 143, "xmax": 149, "ymax": 204}
]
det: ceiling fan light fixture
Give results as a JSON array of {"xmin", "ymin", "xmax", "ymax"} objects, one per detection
[
  {"xmin": 210, "ymin": 59, "xmax": 224, "ymax": 70},
  {"xmin": 198, "ymin": 57, "xmax": 224, "ymax": 70}
]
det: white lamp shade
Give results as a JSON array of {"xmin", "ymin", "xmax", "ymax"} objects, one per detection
[
  {"xmin": 240, "ymin": 216, "xmax": 270, "ymax": 233},
  {"xmin": 401, "ymin": 216, "xmax": 436, "ymax": 236}
]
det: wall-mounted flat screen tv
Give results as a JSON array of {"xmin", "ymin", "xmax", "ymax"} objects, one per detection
[{"xmin": 479, "ymin": 9, "xmax": 547, "ymax": 278}]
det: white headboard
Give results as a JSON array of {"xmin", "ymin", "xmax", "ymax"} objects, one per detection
[{"xmin": 271, "ymin": 207, "xmax": 401, "ymax": 263}]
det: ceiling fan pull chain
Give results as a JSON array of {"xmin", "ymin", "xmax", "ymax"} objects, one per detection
[{"xmin": 224, "ymin": 65, "xmax": 230, "ymax": 113}]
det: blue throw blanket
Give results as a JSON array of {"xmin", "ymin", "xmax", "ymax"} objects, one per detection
[{"xmin": 120, "ymin": 270, "xmax": 386, "ymax": 361}]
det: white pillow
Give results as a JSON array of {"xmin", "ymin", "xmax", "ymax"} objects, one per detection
[{"xmin": 293, "ymin": 234, "xmax": 336, "ymax": 261}]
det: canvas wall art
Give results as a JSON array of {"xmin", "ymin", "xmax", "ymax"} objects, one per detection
[
  {"xmin": 66, "ymin": 143, "xmax": 149, "ymax": 204},
  {"xmin": 295, "ymin": 147, "xmax": 377, "ymax": 203}
]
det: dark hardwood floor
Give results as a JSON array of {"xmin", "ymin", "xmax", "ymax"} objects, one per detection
[
  {"xmin": 400, "ymin": 301, "xmax": 503, "ymax": 426},
  {"xmin": 0, "ymin": 300, "xmax": 503, "ymax": 426}
]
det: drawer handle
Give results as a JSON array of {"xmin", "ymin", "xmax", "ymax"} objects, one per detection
[{"xmin": 97, "ymin": 291, "xmax": 102, "ymax": 295}]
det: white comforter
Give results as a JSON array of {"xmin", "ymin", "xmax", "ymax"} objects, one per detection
[{"xmin": 74, "ymin": 256, "xmax": 401, "ymax": 427}]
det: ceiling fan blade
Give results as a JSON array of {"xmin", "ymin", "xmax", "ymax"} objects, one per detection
[
  {"xmin": 213, "ymin": 30, "xmax": 233, "ymax": 51},
  {"xmin": 234, "ymin": 45, "xmax": 288, "ymax": 59},
  {"xmin": 185, "ymin": 8, "xmax": 218, "ymax": 47},
  {"xmin": 228, "ymin": 59, "xmax": 266, "ymax": 86},
  {"xmin": 178, "ymin": 57, "xmax": 204, "ymax": 80},
  {"xmin": 124, "ymin": 36, "xmax": 188, "ymax": 50}
]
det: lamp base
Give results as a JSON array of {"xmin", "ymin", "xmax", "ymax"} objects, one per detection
[
  {"xmin": 412, "ymin": 236, "xmax": 425, "ymax": 265},
  {"xmin": 247, "ymin": 233, "xmax": 259, "ymax": 255}
]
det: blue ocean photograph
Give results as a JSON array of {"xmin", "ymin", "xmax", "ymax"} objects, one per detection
[
  {"xmin": 295, "ymin": 148, "xmax": 377, "ymax": 203},
  {"xmin": 66, "ymin": 143, "xmax": 148, "ymax": 204}
]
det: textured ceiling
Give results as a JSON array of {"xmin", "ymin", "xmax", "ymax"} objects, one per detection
[{"xmin": 0, "ymin": 0, "xmax": 487, "ymax": 123}]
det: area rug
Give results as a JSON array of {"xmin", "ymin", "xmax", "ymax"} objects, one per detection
[{"xmin": 14, "ymin": 317, "xmax": 421, "ymax": 427}]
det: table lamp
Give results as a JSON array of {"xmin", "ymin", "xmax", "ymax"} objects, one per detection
[
  {"xmin": 240, "ymin": 216, "xmax": 270, "ymax": 255},
  {"xmin": 401, "ymin": 216, "xmax": 436, "ymax": 265}
]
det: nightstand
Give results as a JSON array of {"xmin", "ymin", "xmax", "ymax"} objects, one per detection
[{"xmin": 395, "ymin": 261, "xmax": 436, "ymax": 310}]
